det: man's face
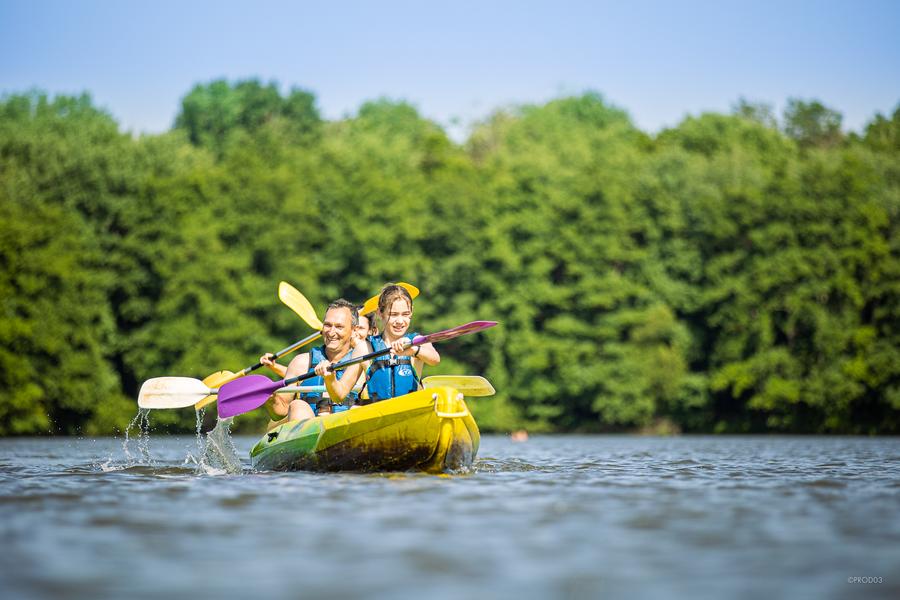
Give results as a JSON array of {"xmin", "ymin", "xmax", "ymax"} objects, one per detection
[{"xmin": 321, "ymin": 307, "xmax": 353, "ymax": 353}]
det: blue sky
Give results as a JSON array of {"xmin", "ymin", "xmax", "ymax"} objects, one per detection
[{"xmin": 2, "ymin": 0, "xmax": 898, "ymax": 140}]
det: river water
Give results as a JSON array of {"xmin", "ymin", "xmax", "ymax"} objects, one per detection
[{"xmin": 0, "ymin": 431, "xmax": 897, "ymax": 599}]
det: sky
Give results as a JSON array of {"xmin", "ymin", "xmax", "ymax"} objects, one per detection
[{"xmin": 2, "ymin": 0, "xmax": 899, "ymax": 141}]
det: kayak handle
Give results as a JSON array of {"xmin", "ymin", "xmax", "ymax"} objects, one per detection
[{"xmin": 433, "ymin": 392, "xmax": 469, "ymax": 418}]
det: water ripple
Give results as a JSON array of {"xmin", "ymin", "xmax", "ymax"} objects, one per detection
[{"xmin": 0, "ymin": 435, "xmax": 898, "ymax": 600}]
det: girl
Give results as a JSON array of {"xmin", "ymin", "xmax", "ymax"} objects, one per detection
[{"xmin": 362, "ymin": 284, "xmax": 439, "ymax": 403}]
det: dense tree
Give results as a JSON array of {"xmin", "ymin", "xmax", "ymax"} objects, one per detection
[
  {"xmin": 175, "ymin": 79, "xmax": 321, "ymax": 155},
  {"xmin": 733, "ymin": 98, "xmax": 777, "ymax": 129},
  {"xmin": 0, "ymin": 93, "xmax": 131, "ymax": 433},
  {"xmin": 1, "ymin": 83, "xmax": 897, "ymax": 435},
  {"xmin": 783, "ymin": 98, "xmax": 844, "ymax": 149},
  {"xmin": 863, "ymin": 104, "xmax": 900, "ymax": 155}
]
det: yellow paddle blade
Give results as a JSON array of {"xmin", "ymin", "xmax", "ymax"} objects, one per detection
[
  {"xmin": 278, "ymin": 282, "xmax": 323, "ymax": 330},
  {"xmin": 195, "ymin": 370, "xmax": 238, "ymax": 410},
  {"xmin": 422, "ymin": 375, "xmax": 495, "ymax": 397},
  {"xmin": 360, "ymin": 282, "xmax": 420, "ymax": 315}
]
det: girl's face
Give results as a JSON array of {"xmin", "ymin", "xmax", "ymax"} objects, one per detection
[{"xmin": 382, "ymin": 298, "xmax": 412, "ymax": 339}]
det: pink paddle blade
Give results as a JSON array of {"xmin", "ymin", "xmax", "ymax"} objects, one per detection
[{"xmin": 414, "ymin": 321, "xmax": 498, "ymax": 345}]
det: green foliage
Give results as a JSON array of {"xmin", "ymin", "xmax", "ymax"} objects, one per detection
[
  {"xmin": 783, "ymin": 98, "xmax": 844, "ymax": 149},
  {"xmin": 1, "ymin": 83, "xmax": 898, "ymax": 436},
  {"xmin": 175, "ymin": 79, "xmax": 321, "ymax": 155},
  {"xmin": 863, "ymin": 104, "xmax": 900, "ymax": 155},
  {"xmin": 0, "ymin": 92, "xmax": 136, "ymax": 434},
  {"xmin": 733, "ymin": 98, "xmax": 777, "ymax": 129}
]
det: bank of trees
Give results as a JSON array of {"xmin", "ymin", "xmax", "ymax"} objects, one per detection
[{"xmin": 1, "ymin": 82, "xmax": 897, "ymax": 435}]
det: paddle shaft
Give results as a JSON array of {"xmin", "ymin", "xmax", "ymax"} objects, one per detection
[
  {"xmin": 279, "ymin": 336, "xmax": 423, "ymax": 388},
  {"xmin": 231, "ymin": 385, "xmax": 362, "ymax": 395},
  {"xmin": 243, "ymin": 331, "xmax": 321, "ymax": 375},
  {"xmin": 217, "ymin": 321, "xmax": 497, "ymax": 418},
  {"xmin": 278, "ymin": 320, "xmax": 498, "ymax": 389}
]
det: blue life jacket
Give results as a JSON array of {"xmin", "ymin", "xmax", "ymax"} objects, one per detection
[
  {"xmin": 300, "ymin": 345, "xmax": 359, "ymax": 415},
  {"xmin": 364, "ymin": 333, "xmax": 421, "ymax": 402}
]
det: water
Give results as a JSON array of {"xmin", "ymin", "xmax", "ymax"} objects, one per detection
[{"xmin": 1, "ymin": 434, "xmax": 897, "ymax": 599}]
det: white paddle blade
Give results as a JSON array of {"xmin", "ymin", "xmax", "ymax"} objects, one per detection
[
  {"xmin": 138, "ymin": 377, "xmax": 212, "ymax": 409},
  {"xmin": 422, "ymin": 375, "xmax": 496, "ymax": 397},
  {"xmin": 194, "ymin": 370, "xmax": 239, "ymax": 410}
]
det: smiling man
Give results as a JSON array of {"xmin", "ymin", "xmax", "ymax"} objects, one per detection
[{"xmin": 264, "ymin": 299, "xmax": 367, "ymax": 428}]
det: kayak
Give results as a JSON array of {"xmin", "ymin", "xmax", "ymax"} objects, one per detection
[{"xmin": 249, "ymin": 386, "xmax": 480, "ymax": 473}]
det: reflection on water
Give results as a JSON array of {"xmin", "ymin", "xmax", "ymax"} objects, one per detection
[{"xmin": 1, "ymin": 434, "xmax": 898, "ymax": 599}]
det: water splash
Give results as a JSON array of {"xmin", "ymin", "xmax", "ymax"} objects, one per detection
[
  {"xmin": 183, "ymin": 414, "xmax": 243, "ymax": 475},
  {"xmin": 204, "ymin": 418, "xmax": 243, "ymax": 474},
  {"xmin": 194, "ymin": 407, "xmax": 206, "ymax": 454},
  {"xmin": 121, "ymin": 409, "xmax": 153, "ymax": 467}
]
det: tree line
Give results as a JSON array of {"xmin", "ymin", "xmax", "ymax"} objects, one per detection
[{"xmin": 1, "ymin": 80, "xmax": 898, "ymax": 435}]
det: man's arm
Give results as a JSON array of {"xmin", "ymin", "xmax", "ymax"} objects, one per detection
[
  {"xmin": 260, "ymin": 353, "xmax": 287, "ymax": 377},
  {"xmin": 321, "ymin": 339, "xmax": 369, "ymax": 402}
]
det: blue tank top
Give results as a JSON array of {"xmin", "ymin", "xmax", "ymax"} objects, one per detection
[
  {"xmin": 300, "ymin": 345, "xmax": 359, "ymax": 414},
  {"xmin": 365, "ymin": 333, "xmax": 421, "ymax": 402}
]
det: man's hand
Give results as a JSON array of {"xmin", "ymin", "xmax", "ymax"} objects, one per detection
[{"xmin": 314, "ymin": 359, "xmax": 333, "ymax": 377}]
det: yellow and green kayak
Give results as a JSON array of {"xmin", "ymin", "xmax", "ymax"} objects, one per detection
[{"xmin": 249, "ymin": 386, "xmax": 480, "ymax": 473}]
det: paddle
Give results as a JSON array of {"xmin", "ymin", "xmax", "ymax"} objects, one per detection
[
  {"xmin": 181, "ymin": 282, "xmax": 419, "ymax": 411},
  {"xmin": 280, "ymin": 280, "xmax": 419, "ymax": 321},
  {"xmin": 278, "ymin": 281, "xmax": 324, "ymax": 330},
  {"xmin": 193, "ymin": 331, "xmax": 322, "ymax": 410},
  {"xmin": 138, "ymin": 376, "xmax": 362, "ymax": 409},
  {"xmin": 270, "ymin": 280, "xmax": 419, "ymax": 371},
  {"xmin": 141, "ymin": 375, "xmax": 495, "ymax": 409},
  {"xmin": 191, "ymin": 284, "xmax": 325, "ymax": 410},
  {"xmin": 359, "ymin": 282, "xmax": 420, "ymax": 315},
  {"xmin": 422, "ymin": 375, "xmax": 496, "ymax": 397},
  {"xmin": 218, "ymin": 320, "xmax": 498, "ymax": 418}
]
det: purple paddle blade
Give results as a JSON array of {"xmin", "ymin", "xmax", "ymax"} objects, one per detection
[
  {"xmin": 414, "ymin": 320, "xmax": 498, "ymax": 345},
  {"xmin": 218, "ymin": 374, "xmax": 285, "ymax": 418}
]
